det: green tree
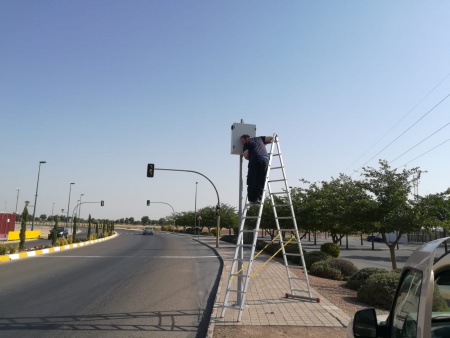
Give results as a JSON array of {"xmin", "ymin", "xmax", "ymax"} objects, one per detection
[
  {"xmin": 19, "ymin": 205, "xmax": 29, "ymax": 250},
  {"xmin": 141, "ymin": 216, "xmax": 150, "ymax": 225},
  {"xmin": 360, "ymin": 160, "xmax": 422, "ymax": 270},
  {"xmin": 52, "ymin": 216, "xmax": 59, "ymax": 245},
  {"xmin": 72, "ymin": 216, "xmax": 77, "ymax": 242},
  {"xmin": 87, "ymin": 214, "xmax": 92, "ymax": 239},
  {"xmin": 415, "ymin": 190, "xmax": 450, "ymax": 235}
]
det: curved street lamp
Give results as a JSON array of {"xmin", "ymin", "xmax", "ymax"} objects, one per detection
[{"xmin": 31, "ymin": 161, "xmax": 46, "ymax": 230}]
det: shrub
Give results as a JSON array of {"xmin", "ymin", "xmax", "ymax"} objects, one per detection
[
  {"xmin": 255, "ymin": 240, "xmax": 267, "ymax": 251},
  {"xmin": 346, "ymin": 268, "xmax": 387, "ymax": 291},
  {"xmin": 310, "ymin": 260, "xmax": 343, "ymax": 280},
  {"xmin": 357, "ymin": 271, "xmax": 401, "ymax": 309},
  {"xmin": 329, "ymin": 258, "xmax": 359, "ymax": 279},
  {"xmin": 210, "ymin": 228, "xmax": 217, "ymax": 236},
  {"xmin": 220, "ymin": 235, "xmax": 237, "ymax": 244},
  {"xmin": 304, "ymin": 251, "xmax": 332, "ymax": 269},
  {"xmin": 9, "ymin": 244, "xmax": 19, "ymax": 254},
  {"xmin": 0, "ymin": 243, "xmax": 7, "ymax": 255},
  {"xmin": 320, "ymin": 242, "xmax": 340, "ymax": 258},
  {"xmin": 433, "ymin": 286, "xmax": 450, "ymax": 312},
  {"xmin": 309, "ymin": 258, "xmax": 358, "ymax": 281}
]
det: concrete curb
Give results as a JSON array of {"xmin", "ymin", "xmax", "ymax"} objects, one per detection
[{"xmin": 0, "ymin": 233, "xmax": 118, "ymax": 262}]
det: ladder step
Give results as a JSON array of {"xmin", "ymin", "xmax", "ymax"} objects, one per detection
[
  {"xmin": 244, "ymin": 216, "xmax": 258, "ymax": 219},
  {"xmin": 235, "ymin": 258, "xmax": 251, "ymax": 263},
  {"xmin": 285, "ymin": 253, "xmax": 304, "ymax": 257},
  {"xmin": 275, "ymin": 216, "xmax": 294, "ymax": 220},
  {"xmin": 276, "ymin": 228, "xmax": 297, "ymax": 232},
  {"xmin": 236, "ymin": 244, "xmax": 253, "ymax": 248},
  {"xmin": 287, "ymin": 265, "xmax": 305, "ymax": 269},
  {"xmin": 226, "ymin": 289, "xmax": 245, "ymax": 295},
  {"xmin": 240, "ymin": 229, "xmax": 257, "ymax": 233},
  {"xmin": 268, "ymin": 179, "xmax": 286, "ymax": 183},
  {"xmin": 271, "ymin": 191, "xmax": 287, "ymax": 195},
  {"xmin": 271, "ymin": 166, "xmax": 283, "ymax": 170},
  {"xmin": 222, "ymin": 304, "xmax": 241, "ymax": 310},
  {"xmin": 274, "ymin": 203, "xmax": 290, "ymax": 207},
  {"xmin": 291, "ymin": 289, "xmax": 310, "ymax": 294}
]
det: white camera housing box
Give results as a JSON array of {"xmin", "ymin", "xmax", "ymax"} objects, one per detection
[{"xmin": 230, "ymin": 123, "xmax": 256, "ymax": 155}]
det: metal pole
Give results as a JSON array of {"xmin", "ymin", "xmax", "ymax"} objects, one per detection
[
  {"xmin": 66, "ymin": 183, "xmax": 75, "ymax": 229},
  {"xmin": 31, "ymin": 161, "xmax": 46, "ymax": 230},
  {"xmin": 194, "ymin": 182, "xmax": 198, "ymax": 236},
  {"xmin": 78, "ymin": 194, "xmax": 84, "ymax": 225},
  {"xmin": 237, "ymin": 145, "xmax": 244, "ymax": 307},
  {"xmin": 15, "ymin": 188, "xmax": 20, "ymax": 214}
]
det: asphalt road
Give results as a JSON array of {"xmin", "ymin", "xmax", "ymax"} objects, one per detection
[{"xmin": 0, "ymin": 229, "xmax": 221, "ymax": 338}]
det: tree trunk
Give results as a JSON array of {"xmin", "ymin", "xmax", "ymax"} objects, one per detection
[{"xmin": 388, "ymin": 244, "xmax": 397, "ymax": 270}]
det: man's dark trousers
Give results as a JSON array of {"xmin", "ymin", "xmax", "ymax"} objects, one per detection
[{"xmin": 247, "ymin": 156, "xmax": 269, "ymax": 202}]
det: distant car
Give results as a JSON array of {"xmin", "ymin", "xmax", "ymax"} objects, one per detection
[
  {"xmin": 48, "ymin": 227, "xmax": 68, "ymax": 239},
  {"xmin": 143, "ymin": 227, "xmax": 154, "ymax": 235},
  {"xmin": 366, "ymin": 235, "xmax": 383, "ymax": 242},
  {"xmin": 347, "ymin": 237, "xmax": 450, "ymax": 338}
]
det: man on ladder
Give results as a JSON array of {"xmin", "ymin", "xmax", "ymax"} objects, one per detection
[{"xmin": 240, "ymin": 134, "xmax": 273, "ymax": 204}]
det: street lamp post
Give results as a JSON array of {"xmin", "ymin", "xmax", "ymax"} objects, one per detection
[
  {"xmin": 31, "ymin": 161, "xmax": 46, "ymax": 230},
  {"xmin": 194, "ymin": 182, "xmax": 198, "ymax": 236},
  {"xmin": 15, "ymin": 188, "xmax": 20, "ymax": 214},
  {"xmin": 52, "ymin": 203, "xmax": 55, "ymax": 218},
  {"xmin": 66, "ymin": 183, "xmax": 75, "ymax": 229}
]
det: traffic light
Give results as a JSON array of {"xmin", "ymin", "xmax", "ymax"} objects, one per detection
[
  {"xmin": 215, "ymin": 205, "xmax": 220, "ymax": 216},
  {"xmin": 146, "ymin": 200, "xmax": 150, "ymax": 206},
  {"xmin": 147, "ymin": 163, "xmax": 155, "ymax": 177},
  {"xmin": 101, "ymin": 200, "xmax": 104, "ymax": 206}
]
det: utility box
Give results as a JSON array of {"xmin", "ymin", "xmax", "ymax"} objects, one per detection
[{"xmin": 230, "ymin": 122, "xmax": 256, "ymax": 155}]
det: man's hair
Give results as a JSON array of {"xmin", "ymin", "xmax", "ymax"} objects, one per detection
[{"xmin": 240, "ymin": 134, "xmax": 250, "ymax": 140}]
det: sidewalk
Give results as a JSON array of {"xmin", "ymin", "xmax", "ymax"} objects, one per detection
[{"xmin": 195, "ymin": 236, "xmax": 351, "ymax": 336}]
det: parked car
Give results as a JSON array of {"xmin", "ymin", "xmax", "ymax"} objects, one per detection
[
  {"xmin": 347, "ymin": 237, "xmax": 450, "ymax": 338},
  {"xmin": 366, "ymin": 235, "xmax": 383, "ymax": 242},
  {"xmin": 48, "ymin": 227, "xmax": 68, "ymax": 239},
  {"xmin": 143, "ymin": 227, "xmax": 154, "ymax": 235}
]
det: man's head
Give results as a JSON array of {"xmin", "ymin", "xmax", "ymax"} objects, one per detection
[{"xmin": 240, "ymin": 134, "xmax": 250, "ymax": 145}]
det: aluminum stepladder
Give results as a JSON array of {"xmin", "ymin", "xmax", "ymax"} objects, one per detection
[{"xmin": 220, "ymin": 134, "xmax": 315, "ymax": 322}]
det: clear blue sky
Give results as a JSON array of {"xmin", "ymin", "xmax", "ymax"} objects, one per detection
[{"xmin": 1, "ymin": 1, "xmax": 450, "ymax": 222}]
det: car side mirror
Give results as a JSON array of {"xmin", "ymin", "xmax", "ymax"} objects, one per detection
[{"xmin": 353, "ymin": 308, "xmax": 377, "ymax": 337}]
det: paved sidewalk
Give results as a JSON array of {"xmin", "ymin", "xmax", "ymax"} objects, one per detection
[{"xmin": 195, "ymin": 236, "xmax": 351, "ymax": 337}]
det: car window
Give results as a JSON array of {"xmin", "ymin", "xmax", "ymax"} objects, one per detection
[
  {"xmin": 433, "ymin": 269, "xmax": 450, "ymax": 312},
  {"xmin": 390, "ymin": 269, "xmax": 423, "ymax": 338}
]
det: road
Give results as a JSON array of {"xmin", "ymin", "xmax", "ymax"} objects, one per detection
[{"xmin": 0, "ymin": 229, "xmax": 221, "ymax": 338}]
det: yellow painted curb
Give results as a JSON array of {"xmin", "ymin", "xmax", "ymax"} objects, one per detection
[{"xmin": 0, "ymin": 233, "xmax": 118, "ymax": 263}]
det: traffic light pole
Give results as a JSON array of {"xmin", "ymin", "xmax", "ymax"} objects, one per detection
[
  {"xmin": 148, "ymin": 201, "xmax": 176, "ymax": 233},
  {"xmin": 155, "ymin": 167, "xmax": 221, "ymax": 248}
]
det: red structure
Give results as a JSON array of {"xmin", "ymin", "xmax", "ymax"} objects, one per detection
[{"xmin": 0, "ymin": 213, "xmax": 16, "ymax": 238}]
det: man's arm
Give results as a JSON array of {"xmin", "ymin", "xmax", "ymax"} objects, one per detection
[
  {"xmin": 264, "ymin": 136, "xmax": 273, "ymax": 144},
  {"xmin": 242, "ymin": 149, "xmax": 249, "ymax": 159}
]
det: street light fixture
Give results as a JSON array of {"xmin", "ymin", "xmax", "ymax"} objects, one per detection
[
  {"xmin": 66, "ymin": 183, "xmax": 75, "ymax": 229},
  {"xmin": 31, "ymin": 161, "xmax": 46, "ymax": 230}
]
